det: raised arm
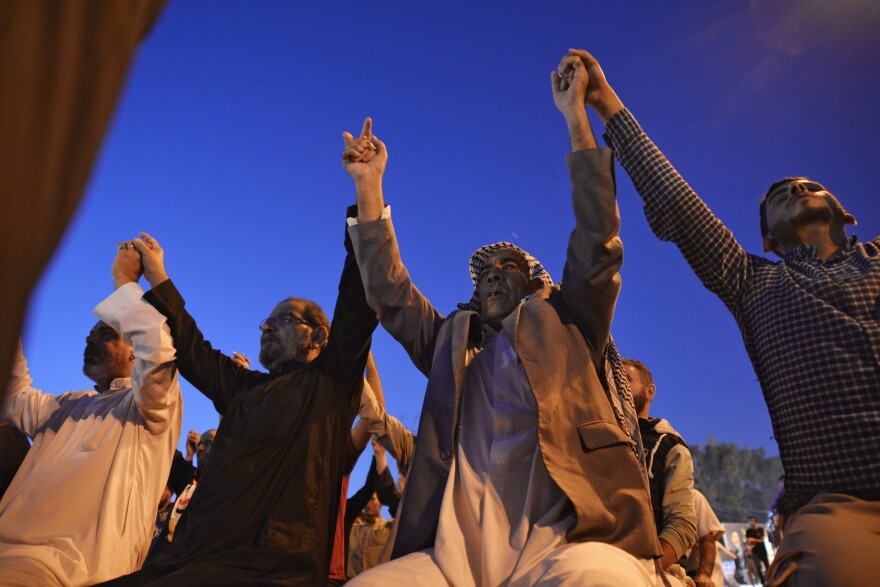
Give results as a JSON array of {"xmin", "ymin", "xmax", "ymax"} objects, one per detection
[
  {"xmin": 343, "ymin": 118, "xmax": 386, "ymax": 224},
  {"xmin": 133, "ymin": 233, "xmax": 262, "ymax": 414},
  {"xmin": 351, "ymin": 375, "xmax": 383, "ymax": 452},
  {"xmin": 3, "ymin": 340, "xmax": 61, "ymax": 438},
  {"xmin": 344, "ymin": 119, "xmax": 444, "ymax": 376},
  {"xmin": 551, "ymin": 53, "xmax": 599, "ymax": 151},
  {"xmin": 572, "ymin": 49, "xmax": 751, "ymax": 310},
  {"xmin": 372, "ymin": 438, "xmax": 401, "ymax": 512},
  {"xmin": 97, "ymin": 242, "xmax": 181, "ymax": 434},
  {"xmin": 319, "ymin": 202, "xmax": 380, "ymax": 406},
  {"xmin": 359, "ymin": 352, "xmax": 416, "ymax": 473},
  {"xmin": 551, "ymin": 53, "xmax": 622, "ymax": 355},
  {"xmin": 364, "ymin": 352, "xmax": 385, "ymax": 408},
  {"xmin": 377, "ymin": 413, "xmax": 416, "ymax": 477}
]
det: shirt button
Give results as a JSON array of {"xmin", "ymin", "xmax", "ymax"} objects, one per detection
[{"xmin": 440, "ymin": 449, "xmax": 452, "ymax": 460}]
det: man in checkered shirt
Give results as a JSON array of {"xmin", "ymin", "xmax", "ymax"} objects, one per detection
[{"xmin": 568, "ymin": 49, "xmax": 880, "ymax": 586}]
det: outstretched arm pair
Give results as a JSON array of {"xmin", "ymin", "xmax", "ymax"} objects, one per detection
[{"xmin": 572, "ymin": 49, "xmax": 751, "ymax": 310}]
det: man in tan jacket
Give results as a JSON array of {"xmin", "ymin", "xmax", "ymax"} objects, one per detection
[{"xmin": 342, "ymin": 51, "xmax": 662, "ymax": 586}]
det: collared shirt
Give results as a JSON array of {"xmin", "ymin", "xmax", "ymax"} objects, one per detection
[{"xmin": 605, "ymin": 108, "xmax": 880, "ymax": 507}]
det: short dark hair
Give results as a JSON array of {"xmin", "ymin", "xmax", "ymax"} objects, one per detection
[
  {"xmin": 281, "ymin": 296, "xmax": 331, "ymax": 350},
  {"xmin": 759, "ymin": 176, "xmax": 809, "ymax": 237},
  {"xmin": 621, "ymin": 358, "xmax": 653, "ymax": 387}
]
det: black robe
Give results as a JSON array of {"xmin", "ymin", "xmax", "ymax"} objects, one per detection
[{"xmin": 102, "ymin": 221, "xmax": 377, "ymax": 586}]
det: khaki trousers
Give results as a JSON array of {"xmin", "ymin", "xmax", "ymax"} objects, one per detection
[{"xmin": 767, "ymin": 493, "xmax": 880, "ymax": 587}]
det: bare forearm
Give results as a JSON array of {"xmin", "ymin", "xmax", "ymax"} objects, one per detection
[
  {"xmin": 356, "ymin": 177, "xmax": 385, "ymax": 223},
  {"xmin": 593, "ymin": 90, "xmax": 624, "ymax": 124},
  {"xmin": 375, "ymin": 447, "xmax": 388, "ymax": 473},
  {"xmin": 697, "ymin": 536, "xmax": 717, "ymax": 580},
  {"xmin": 565, "ymin": 109, "xmax": 597, "ymax": 151},
  {"xmin": 659, "ymin": 539, "xmax": 677, "ymax": 569},
  {"xmin": 365, "ymin": 353, "xmax": 385, "ymax": 408}
]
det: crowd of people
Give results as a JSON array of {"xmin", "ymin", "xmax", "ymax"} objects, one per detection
[{"xmin": 1, "ymin": 45, "xmax": 878, "ymax": 587}]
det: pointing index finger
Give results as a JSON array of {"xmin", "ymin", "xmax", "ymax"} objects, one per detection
[{"xmin": 360, "ymin": 117, "xmax": 372, "ymax": 141}]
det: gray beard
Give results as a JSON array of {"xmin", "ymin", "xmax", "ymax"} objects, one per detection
[{"xmin": 259, "ymin": 340, "xmax": 308, "ymax": 372}]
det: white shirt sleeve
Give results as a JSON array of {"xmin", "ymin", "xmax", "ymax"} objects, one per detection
[
  {"xmin": 93, "ymin": 282, "xmax": 180, "ymax": 434},
  {"xmin": 3, "ymin": 339, "xmax": 62, "ymax": 438}
]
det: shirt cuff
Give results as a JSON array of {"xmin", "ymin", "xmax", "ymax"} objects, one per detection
[
  {"xmin": 93, "ymin": 282, "xmax": 146, "ymax": 325},
  {"xmin": 346, "ymin": 205, "xmax": 391, "ymax": 227},
  {"xmin": 602, "ymin": 107, "xmax": 642, "ymax": 151}
]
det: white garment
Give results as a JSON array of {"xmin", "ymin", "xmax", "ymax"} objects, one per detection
[
  {"xmin": 0, "ymin": 283, "xmax": 182, "ymax": 587},
  {"xmin": 433, "ymin": 329, "xmax": 573, "ymax": 586},
  {"xmin": 167, "ymin": 480, "xmax": 197, "ymax": 542},
  {"xmin": 347, "ymin": 543, "xmax": 660, "ymax": 587},
  {"xmin": 685, "ymin": 490, "xmax": 725, "ymax": 587}
]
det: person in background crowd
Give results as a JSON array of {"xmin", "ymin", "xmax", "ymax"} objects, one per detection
[
  {"xmin": 346, "ymin": 439, "xmax": 398, "ymax": 579},
  {"xmin": 684, "ymin": 490, "xmax": 725, "ymax": 587},
  {"xmin": 328, "ymin": 360, "xmax": 385, "ymax": 587},
  {"xmin": 576, "ymin": 46, "xmax": 880, "ymax": 586},
  {"xmin": 150, "ymin": 429, "xmax": 217, "ymax": 556},
  {"xmin": 623, "ymin": 358, "xmax": 697, "ymax": 577},
  {"xmin": 0, "ymin": 241, "xmax": 181, "ymax": 586},
  {"xmin": 745, "ymin": 515, "xmax": 769, "ymax": 584}
]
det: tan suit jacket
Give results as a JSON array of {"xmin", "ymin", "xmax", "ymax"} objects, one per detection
[{"xmin": 348, "ymin": 148, "xmax": 662, "ymax": 560}]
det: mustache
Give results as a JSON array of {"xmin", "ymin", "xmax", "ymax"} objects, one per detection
[
  {"xmin": 487, "ymin": 282, "xmax": 506, "ymax": 296},
  {"xmin": 83, "ymin": 345, "xmax": 103, "ymax": 360}
]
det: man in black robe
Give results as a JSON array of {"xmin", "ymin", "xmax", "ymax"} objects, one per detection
[{"xmin": 101, "ymin": 221, "xmax": 377, "ymax": 585}]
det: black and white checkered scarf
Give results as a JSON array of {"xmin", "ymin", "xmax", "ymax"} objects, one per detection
[{"xmin": 456, "ymin": 242, "xmax": 640, "ymax": 454}]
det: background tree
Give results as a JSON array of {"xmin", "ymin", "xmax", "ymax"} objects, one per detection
[{"xmin": 690, "ymin": 437, "xmax": 783, "ymax": 522}]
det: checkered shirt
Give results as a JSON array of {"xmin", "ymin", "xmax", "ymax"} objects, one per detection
[{"xmin": 605, "ymin": 108, "xmax": 880, "ymax": 507}]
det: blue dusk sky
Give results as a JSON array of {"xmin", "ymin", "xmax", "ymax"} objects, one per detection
[{"xmin": 20, "ymin": 1, "xmax": 880, "ymax": 491}]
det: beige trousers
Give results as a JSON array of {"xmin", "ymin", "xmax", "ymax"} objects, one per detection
[{"xmin": 766, "ymin": 493, "xmax": 880, "ymax": 587}]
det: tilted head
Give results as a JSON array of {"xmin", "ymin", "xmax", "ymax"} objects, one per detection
[
  {"xmin": 759, "ymin": 177, "xmax": 855, "ymax": 256},
  {"xmin": 458, "ymin": 242, "xmax": 552, "ymax": 330},
  {"xmin": 621, "ymin": 358, "xmax": 655, "ymax": 418},
  {"xmin": 196, "ymin": 429, "xmax": 217, "ymax": 471},
  {"xmin": 364, "ymin": 492, "xmax": 381, "ymax": 520},
  {"xmin": 83, "ymin": 321, "xmax": 134, "ymax": 392},
  {"xmin": 258, "ymin": 297, "xmax": 329, "ymax": 373}
]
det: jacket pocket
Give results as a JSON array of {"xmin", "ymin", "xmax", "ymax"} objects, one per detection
[{"xmin": 576, "ymin": 419, "xmax": 634, "ymax": 451}]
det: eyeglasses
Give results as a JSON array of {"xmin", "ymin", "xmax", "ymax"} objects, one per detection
[{"xmin": 259, "ymin": 313, "xmax": 315, "ymax": 330}]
